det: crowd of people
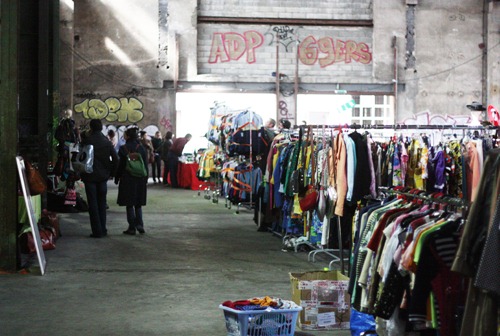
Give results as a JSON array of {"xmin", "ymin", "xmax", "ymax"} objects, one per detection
[{"xmin": 70, "ymin": 116, "xmax": 193, "ymax": 238}]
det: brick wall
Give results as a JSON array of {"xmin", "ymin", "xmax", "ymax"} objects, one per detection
[
  {"xmin": 198, "ymin": 24, "xmax": 373, "ymax": 82},
  {"xmin": 199, "ymin": 0, "xmax": 372, "ymax": 20}
]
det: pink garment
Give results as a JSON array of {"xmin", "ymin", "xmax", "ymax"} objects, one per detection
[
  {"xmin": 466, "ymin": 142, "xmax": 481, "ymax": 202},
  {"xmin": 400, "ymin": 143, "xmax": 409, "ymax": 185}
]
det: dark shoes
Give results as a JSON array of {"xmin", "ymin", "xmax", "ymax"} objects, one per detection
[{"xmin": 123, "ymin": 226, "xmax": 145, "ymax": 235}]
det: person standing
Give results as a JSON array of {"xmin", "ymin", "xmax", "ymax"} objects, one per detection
[
  {"xmin": 167, "ymin": 133, "xmax": 192, "ymax": 188},
  {"xmin": 159, "ymin": 131, "xmax": 173, "ymax": 185},
  {"xmin": 140, "ymin": 131, "xmax": 155, "ymax": 182},
  {"xmin": 265, "ymin": 118, "xmax": 276, "ymax": 129},
  {"xmin": 264, "ymin": 118, "xmax": 277, "ymax": 142},
  {"xmin": 54, "ymin": 108, "xmax": 81, "ymax": 206},
  {"xmin": 278, "ymin": 118, "xmax": 291, "ymax": 131},
  {"xmin": 80, "ymin": 119, "xmax": 118, "ymax": 238},
  {"xmin": 115, "ymin": 127, "xmax": 148, "ymax": 235},
  {"xmin": 107, "ymin": 129, "xmax": 119, "ymax": 153},
  {"xmin": 151, "ymin": 131, "xmax": 163, "ymax": 183}
]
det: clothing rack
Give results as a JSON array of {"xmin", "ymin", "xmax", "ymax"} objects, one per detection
[
  {"xmin": 262, "ymin": 123, "xmax": 488, "ymax": 275},
  {"xmin": 218, "ymin": 110, "xmax": 263, "ymax": 214},
  {"xmin": 378, "ymin": 186, "xmax": 469, "ymax": 205},
  {"xmin": 306, "ymin": 121, "xmax": 478, "ymax": 275},
  {"xmin": 297, "ymin": 123, "xmax": 499, "ymax": 130},
  {"xmin": 306, "ymin": 216, "xmax": 350, "ymax": 275}
]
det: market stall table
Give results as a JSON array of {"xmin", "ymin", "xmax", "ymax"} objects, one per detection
[{"xmin": 177, "ymin": 162, "xmax": 203, "ymax": 190}]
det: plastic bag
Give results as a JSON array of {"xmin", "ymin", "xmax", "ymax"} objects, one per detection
[
  {"xmin": 72, "ymin": 144, "xmax": 94, "ymax": 174},
  {"xmin": 350, "ymin": 308, "xmax": 376, "ymax": 336}
]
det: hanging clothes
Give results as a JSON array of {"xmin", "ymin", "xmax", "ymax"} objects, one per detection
[
  {"xmin": 349, "ymin": 190, "xmax": 471, "ymax": 336},
  {"xmin": 452, "ymin": 148, "xmax": 500, "ymax": 336},
  {"xmin": 349, "ymin": 130, "xmax": 371, "ymax": 203}
]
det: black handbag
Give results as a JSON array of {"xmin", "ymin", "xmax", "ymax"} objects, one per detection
[{"xmin": 290, "ymin": 167, "xmax": 305, "ymax": 195}]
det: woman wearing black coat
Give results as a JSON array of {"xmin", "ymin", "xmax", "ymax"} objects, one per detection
[
  {"xmin": 114, "ymin": 127, "xmax": 148, "ymax": 235},
  {"xmin": 159, "ymin": 131, "xmax": 173, "ymax": 185}
]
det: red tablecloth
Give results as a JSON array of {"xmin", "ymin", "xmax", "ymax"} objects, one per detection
[{"xmin": 178, "ymin": 162, "xmax": 203, "ymax": 190}]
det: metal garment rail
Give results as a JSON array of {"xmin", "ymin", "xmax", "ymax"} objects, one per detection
[
  {"xmin": 296, "ymin": 124, "xmax": 499, "ymax": 130},
  {"xmin": 378, "ymin": 186, "xmax": 470, "ymax": 215},
  {"xmin": 304, "ymin": 216, "xmax": 350, "ymax": 275}
]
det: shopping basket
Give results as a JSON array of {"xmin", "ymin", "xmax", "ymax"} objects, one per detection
[{"xmin": 219, "ymin": 305, "xmax": 302, "ymax": 336}]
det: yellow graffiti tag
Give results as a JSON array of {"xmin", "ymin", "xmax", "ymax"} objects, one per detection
[
  {"xmin": 74, "ymin": 97, "xmax": 144, "ymax": 123},
  {"xmin": 88, "ymin": 99, "xmax": 108, "ymax": 119},
  {"xmin": 116, "ymin": 97, "xmax": 143, "ymax": 123},
  {"xmin": 104, "ymin": 97, "xmax": 121, "ymax": 122}
]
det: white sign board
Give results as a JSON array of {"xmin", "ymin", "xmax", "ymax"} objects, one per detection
[{"xmin": 16, "ymin": 156, "xmax": 47, "ymax": 275}]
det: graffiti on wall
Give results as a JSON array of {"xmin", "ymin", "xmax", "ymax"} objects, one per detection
[
  {"xmin": 159, "ymin": 116, "xmax": 173, "ymax": 131},
  {"xmin": 264, "ymin": 25, "xmax": 300, "ymax": 52},
  {"xmin": 278, "ymin": 100, "xmax": 294, "ymax": 119},
  {"xmin": 208, "ymin": 31, "xmax": 264, "ymax": 64},
  {"xmin": 402, "ymin": 112, "xmax": 471, "ymax": 126},
  {"xmin": 299, "ymin": 37, "xmax": 372, "ymax": 67},
  {"xmin": 103, "ymin": 124, "xmax": 160, "ymax": 147},
  {"xmin": 208, "ymin": 29, "xmax": 372, "ymax": 67},
  {"xmin": 401, "ymin": 112, "xmax": 475, "ymax": 145},
  {"xmin": 74, "ymin": 97, "xmax": 144, "ymax": 123}
]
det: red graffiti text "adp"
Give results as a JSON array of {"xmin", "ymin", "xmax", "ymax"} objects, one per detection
[{"xmin": 209, "ymin": 31, "xmax": 264, "ymax": 64}]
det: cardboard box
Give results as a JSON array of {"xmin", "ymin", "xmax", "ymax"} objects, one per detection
[{"xmin": 290, "ymin": 270, "xmax": 350, "ymax": 330}]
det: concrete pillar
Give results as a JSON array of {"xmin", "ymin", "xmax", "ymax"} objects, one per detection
[
  {"xmin": 0, "ymin": 0, "xmax": 20, "ymax": 272},
  {"xmin": 486, "ymin": 1, "xmax": 500, "ymax": 110},
  {"xmin": 59, "ymin": 0, "xmax": 74, "ymax": 113}
]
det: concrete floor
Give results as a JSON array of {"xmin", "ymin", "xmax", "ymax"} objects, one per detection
[{"xmin": 1, "ymin": 180, "xmax": 351, "ymax": 336}]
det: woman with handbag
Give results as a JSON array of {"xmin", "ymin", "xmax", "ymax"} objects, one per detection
[
  {"xmin": 115, "ymin": 127, "xmax": 149, "ymax": 235},
  {"xmin": 80, "ymin": 119, "xmax": 118, "ymax": 238}
]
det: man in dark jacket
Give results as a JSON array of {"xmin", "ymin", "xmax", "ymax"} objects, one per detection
[
  {"xmin": 166, "ymin": 133, "xmax": 192, "ymax": 188},
  {"xmin": 80, "ymin": 119, "xmax": 118, "ymax": 238}
]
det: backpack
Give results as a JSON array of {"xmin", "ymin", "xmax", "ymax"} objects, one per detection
[{"xmin": 124, "ymin": 145, "xmax": 147, "ymax": 177}]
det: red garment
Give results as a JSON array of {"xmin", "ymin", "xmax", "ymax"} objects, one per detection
[
  {"xmin": 222, "ymin": 300, "xmax": 252, "ymax": 309},
  {"xmin": 366, "ymin": 207, "xmax": 408, "ymax": 251},
  {"xmin": 170, "ymin": 137, "xmax": 190, "ymax": 156}
]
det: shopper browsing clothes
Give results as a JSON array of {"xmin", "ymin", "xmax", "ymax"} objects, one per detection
[
  {"xmin": 115, "ymin": 127, "xmax": 148, "ymax": 235},
  {"xmin": 151, "ymin": 131, "xmax": 163, "ymax": 183},
  {"xmin": 278, "ymin": 118, "xmax": 291, "ymax": 131},
  {"xmin": 80, "ymin": 119, "xmax": 118, "ymax": 238},
  {"xmin": 166, "ymin": 133, "xmax": 192, "ymax": 188},
  {"xmin": 264, "ymin": 118, "xmax": 277, "ymax": 141}
]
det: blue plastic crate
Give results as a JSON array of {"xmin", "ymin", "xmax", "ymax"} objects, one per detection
[{"xmin": 220, "ymin": 305, "xmax": 302, "ymax": 336}]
